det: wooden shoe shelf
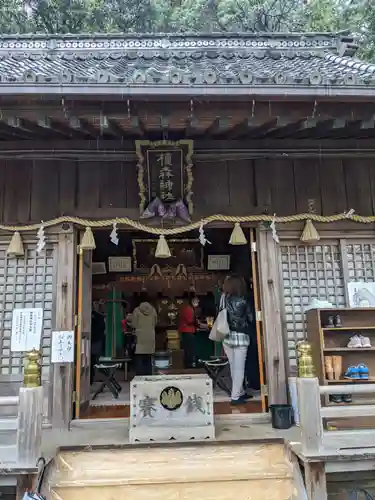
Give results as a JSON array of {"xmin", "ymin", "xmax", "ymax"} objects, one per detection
[{"xmin": 306, "ymin": 308, "xmax": 375, "ymax": 407}]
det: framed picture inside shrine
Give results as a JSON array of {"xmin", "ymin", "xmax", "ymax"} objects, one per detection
[{"xmin": 135, "ymin": 140, "xmax": 194, "ymax": 215}]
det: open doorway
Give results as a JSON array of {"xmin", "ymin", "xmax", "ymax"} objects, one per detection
[{"xmin": 74, "ymin": 228, "xmax": 266, "ymax": 419}]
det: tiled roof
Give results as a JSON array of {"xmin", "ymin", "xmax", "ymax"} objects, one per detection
[{"xmin": 0, "ymin": 32, "xmax": 374, "ymax": 89}]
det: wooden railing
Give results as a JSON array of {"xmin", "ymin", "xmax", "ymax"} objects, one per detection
[
  {"xmin": 297, "ymin": 377, "xmax": 375, "ymax": 455},
  {"xmin": 0, "ymin": 386, "xmax": 44, "ymax": 468}
]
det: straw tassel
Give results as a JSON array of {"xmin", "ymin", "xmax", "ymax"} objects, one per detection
[
  {"xmin": 6, "ymin": 231, "xmax": 24, "ymax": 257},
  {"xmin": 300, "ymin": 219, "xmax": 320, "ymax": 243},
  {"xmin": 229, "ymin": 223, "xmax": 247, "ymax": 245},
  {"xmin": 155, "ymin": 235, "xmax": 171, "ymax": 258},
  {"xmin": 80, "ymin": 227, "xmax": 96, "ymax": 250}
]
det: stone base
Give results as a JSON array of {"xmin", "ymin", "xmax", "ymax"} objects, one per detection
[{"xmin": 129, "ymin": 374, "xmax": 214, "ymax": 444}]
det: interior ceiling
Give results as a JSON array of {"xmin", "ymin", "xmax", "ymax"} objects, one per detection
[{"xmin": 0, "ymin": 100, "xmax": 373, "ymax": 142}]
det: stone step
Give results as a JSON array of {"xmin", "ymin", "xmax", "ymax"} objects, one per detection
[{"xmin": 49, "ymin": 441, "xmax": 293, "ymax": 500}]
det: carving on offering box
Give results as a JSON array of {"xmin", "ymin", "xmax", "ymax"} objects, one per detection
[
  {"xmin": 132, "ymin": 238, "xmax": 203, "ymax": 271},
  {"xmin": 135, "ymin": 140, "xmax": 194, "ymax": 216}
]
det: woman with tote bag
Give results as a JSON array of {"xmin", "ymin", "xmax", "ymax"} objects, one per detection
[{"xmin": 211, "ymin": 274, "xmax": 253, "ymax": 405}]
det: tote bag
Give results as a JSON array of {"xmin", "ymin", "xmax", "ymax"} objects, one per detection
[{"xmin": 209, "ymin": 295, "xmax": 230, "ymax": 342}]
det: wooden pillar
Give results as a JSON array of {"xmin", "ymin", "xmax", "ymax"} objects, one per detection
[
  {"xmin": 52, "ymin": 226, "xmax": 76, "ymax": 428},
  {"xmin": 257, "ymin": 225, "xmax": 287, "ymax": 405},
  {"xmin": 17, "ymin": 387, "xmax": 44, "ymax": 467},
  {"xmin": 304, "ymin": 462, "xmax": 327, "ymax": 500},
  {"xmin": 297, "ymin": 377, "xmax": 323, "ymax": 455}
]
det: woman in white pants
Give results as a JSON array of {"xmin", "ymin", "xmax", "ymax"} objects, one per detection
[{"xmin": 222, "ymin": 274, "xmax": 253, "ymax": 405}]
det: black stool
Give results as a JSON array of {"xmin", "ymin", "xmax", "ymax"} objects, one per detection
[
  {"xmin": 92, "ymin": 362, "xmax": 122, "ymax": 400},
  {"xmin": 199, "ymin": 357, "xmax": 231, "ymax": 397}
]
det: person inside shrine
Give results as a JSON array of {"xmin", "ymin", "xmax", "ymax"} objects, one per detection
[
  {"xmin": 131, "ymin": 292, "xmax": 158, "ymax": 376},
  {"xmin": 179, "ymin": 292, "xmax": 199, "ymax": 368},
  {"xmin": 221, "ymin": 274, "xmax": 254, "ymax": 405}
]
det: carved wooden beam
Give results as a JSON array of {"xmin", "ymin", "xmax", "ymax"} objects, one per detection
[
  {"xmin": 357, "ymin": 119, "xmax": 375, "ymax": 138},
  {"xmin": 8, "ymin": 116, "xmax": 63, "ymax": 138},
  {"xmin": 160, "ymin": 116, "xmax": 169, "ymax": 131},
  {"xmin": 68, "ymin": 117, "xmax": 98, "ymax": 138},
  {"xmin": 204, "ymin": 117, "xmax": 229, "ymax": 137},
  {"xmin": 98, "ymin": 116, "xmax": 124, "ymax": 138},
  {"xmin": 227, "ymin": 117, "xmax": 278, "ymax": 139},
  {"xmin": 185, "ymin": 117, "xmax": 201, "ymax": 138},
  {"xmin": 0, "ymin": 121, "xmax": 33, "ymax": 139},
  {"xmin": 311, "ymin": 118, "xmax": 348, "ymax": 139},
  {"xmin": 291, "ymin": 119, "xmax": 334, "ymax": 139},
  {"xmin": 130, "ymin": 117, "xmax": 145, "ymax": 136}
]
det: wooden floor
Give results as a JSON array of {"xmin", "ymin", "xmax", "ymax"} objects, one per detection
[{"xmin": 81, "ymin": 400, "xmax": 263, "ymax": 419}]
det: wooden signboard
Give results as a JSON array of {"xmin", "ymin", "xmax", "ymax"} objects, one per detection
[{"xmin": 135, "ymin": 140, "xmax": 194, "ymax": 215}]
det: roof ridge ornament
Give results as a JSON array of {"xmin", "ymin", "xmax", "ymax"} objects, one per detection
[{"xmin": 0, "ymin": 32, "xmax": 342, "ymax": 53}]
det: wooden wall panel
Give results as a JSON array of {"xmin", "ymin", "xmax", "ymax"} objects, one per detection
[
  {"xmin": 319, "ymin": 159, "xmax": 347, "ymax": 214},
  {"xmin": 344, "ymin": 159, "xmax": 373, "ymax": 215},
  {"xmin": 76, "ymin": 162, "xmax": 101, "ymax": 213},
  {"xmin": 254, "ymin": 159, "xmax": 296, "ymax": 215},
  {"xmin": 254, "ymin": 159, "xmax": 272, "ymax": 210},
  {"xmin": 193, "ymin": 160, "xmax": 229, "ymax": 214},
  {"xmin": 270, "ymin": 159, "xmax": 296, "ymax": 215},
  {"xmin": 1, "ymin": 156, "xmax": 375, "ymax": 224},
  {"xmin": 293, "ymin": 159, "xmax": 321, "ymax": 214},
  {"xmin": 30, "ymin": 161, "xmax": 59, "ymax": 221},
  {"xmin": 227, "ymin": 159, "xmax": 255, "ymax": 213},
  {"xmin": 59, "ymin": 161, "xmax": 77, "ymax": 215},
  {"xmin": 3, "ymin": 161, "xmax": 31, "ymax": 223},
  {"xmin": 100, "ymin": 162, "xmax": 127, "ymax": 209},
  {"xmin": 124, "ymin": 162, "xmax": 139, "ymax": 209}
]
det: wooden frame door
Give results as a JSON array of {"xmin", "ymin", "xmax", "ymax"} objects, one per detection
[
  {"xmin": 250, "ymin": 229, "xmax": 267, "ymax": 412},
  {"xmin": 75, "ymin": 248, "xmax": 92, "ymax": 418}
]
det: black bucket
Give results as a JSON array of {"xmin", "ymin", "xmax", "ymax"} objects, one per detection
[{"xmin": 270, "ymin": 404, "xmax": 293, "ymax": 429}]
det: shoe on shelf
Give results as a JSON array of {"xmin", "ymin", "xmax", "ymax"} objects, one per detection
[
  {"xmin": 329, "ymin": 395, "xmax": 342, "ymax": 404},
  {"xmin": 334, "ymin": 314, "xmax": 342, "ymax": 327},
  {"xmin": 360, "ymin": 335, "xmax": 372, "ymax": 348},
  {"xmin": 325, "ymin": 315, "xmax": 335, "ymax": 328},
  {"xmin": 347, "ymin": 335, "xmax": 362, "ymax": 348},
  {"xmin": 344, "ymin": 365, "xmax": 360, "ymax": 379},
  {"xmin": 358, "ymin": 363, "xmax": 369, "ymax": 380},
  {"xmin": 342, "ymin": 394, "xmax": 352, "ymax": 403}
]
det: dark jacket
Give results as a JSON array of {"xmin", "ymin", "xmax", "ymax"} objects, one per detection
[{"xmin": 226, "ymin": 295, "xmax": 253, "ymax": 335}]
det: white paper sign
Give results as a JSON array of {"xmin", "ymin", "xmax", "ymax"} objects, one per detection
[
  {"xmin": 11, "ymin": 308, "xmax": 43, "ymax": 352},
  {"xmin": 348, "ymin": 282, "xmax": 375, "ymax": 308},
  {"xmin": 51, "ymin": 331, "xmax": 75, "ymax": 363}
]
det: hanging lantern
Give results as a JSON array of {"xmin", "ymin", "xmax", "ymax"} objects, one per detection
[
  {"xmin": 80, "ymin": 227, "xmax": 96, "ymax": 250},
  {"xmin": 229, "ymin": 223, "xmax": 247, "ymax": 245},
  {"xmin": 155, "ymin": 235, "xmax": 171, "ymax": 258},
  {"xmin": 6, "ymin": 231, "xmax": 24, "ymax": 257},
  {"xmin": 300, "ymin": 219, "xmax": 320, "ymax": 243}
]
